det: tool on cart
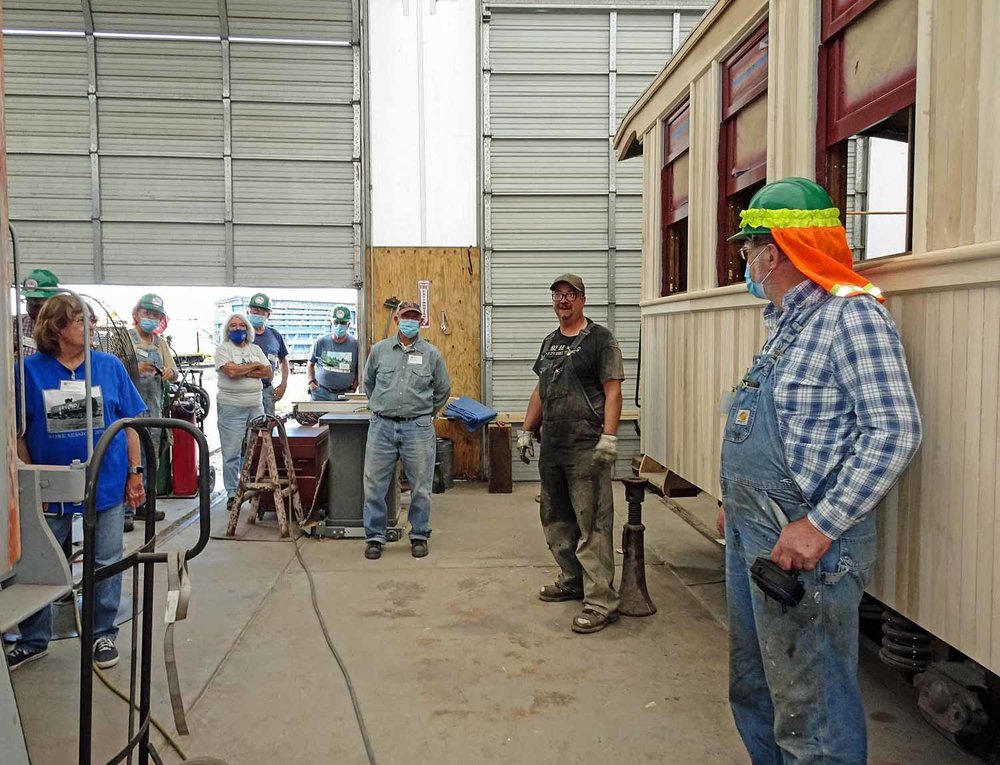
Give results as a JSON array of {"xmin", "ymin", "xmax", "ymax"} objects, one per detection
[
  {"xmin": 226, "ymin": 415, "xmax": 306, "ymax": 538},
  {"xmin": 618, "ymin": 478, "xmax": 657, "ymax": 617}
]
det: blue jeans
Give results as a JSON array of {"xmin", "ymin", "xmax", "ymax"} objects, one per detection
[
  {"xmin": 217, "ymin": 402, "xmax": 265, "ymax": 497},
  {"xmin": 723, "ymin": 479, "xmax": 876, "ymax": 764},
  {"xmin": 363, "ymin": 414, "xmax": 436, "ymax": 543},
  {"xmin": 261, "ymin": 385, "xmax": 275, "ymax": 416},
  {"xmin": 18, "ymin": 504, "xmax": 125, "ymax": 651},
  {"xmin": 309, "ymin": 385, "xmax": 345, "ymax": 402}
]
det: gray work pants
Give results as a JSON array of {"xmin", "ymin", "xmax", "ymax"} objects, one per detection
[{"xmin": 539, "ymin": 451, "xmax": 620, "ymax": 615}]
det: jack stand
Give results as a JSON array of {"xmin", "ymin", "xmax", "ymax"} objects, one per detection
[{"xmin": 618, "ymin": 478, "xmax": 657, "ymax": 617}]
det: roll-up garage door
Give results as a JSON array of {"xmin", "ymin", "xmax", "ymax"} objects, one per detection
[
  {"xmin": 2, "ymin": 0, "xmax": 367, "ymax": 288},
  {"xmin": 481, "ymin": 0, "xmax": 708, "ymax": 478}
]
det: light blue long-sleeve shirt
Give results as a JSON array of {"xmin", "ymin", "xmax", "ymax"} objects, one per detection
[{"xmin": 364, "ymin": 335, "xmax": 451, "ymax": 418}]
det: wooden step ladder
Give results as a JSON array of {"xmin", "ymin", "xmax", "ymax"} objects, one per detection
[{"xmin": 226, "ymin": 415, "xmax": 305, "ymax": 538}]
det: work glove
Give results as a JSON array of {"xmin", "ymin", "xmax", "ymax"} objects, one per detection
[
  {"xmin": 593, "ymin": 433, "xmax": 618, "ymax": 469},
  {"xmin": 517, "ymin": 430, "xmax": 535, "ymax": 464}
]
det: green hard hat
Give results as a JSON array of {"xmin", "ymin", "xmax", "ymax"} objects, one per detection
[
  {"xmin": 331, "ymin": 305, "xmax": 352, "ymax": 323},
  {"xmin": 22, "ymin": 268, "xmax": 60, "ymax": 298},
  {"xmin": 248, "ymin": 292, "xmax": 271, "ymax": 311},
  {"xmin": 730, "ymin": 177, "xmax": 839, "ymax": 239},
  {"xmin": 137, "ymin": 293, "xmax": 165, "ymax": 313}
]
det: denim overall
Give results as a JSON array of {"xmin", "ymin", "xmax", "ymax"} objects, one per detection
[
  {"xmin": 537, "ymin": 324, "xmax": 619, "ymax": 616},
  {"xmin": 721, "ymin": 301, "xmax": 876, "ymax": 765},
  {"xmin": 130, "ymin": 328, "xmax": 166, "ymax": 516}
]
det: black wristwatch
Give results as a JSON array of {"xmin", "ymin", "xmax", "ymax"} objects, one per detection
[{"xmin": 128, "ymin": 465, "xmax": 144, "ymax": 476}]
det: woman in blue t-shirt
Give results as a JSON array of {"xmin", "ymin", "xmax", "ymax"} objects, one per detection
[{"xmin": 6, "ymin": 295, "xmax": 147, "ymax": 673}]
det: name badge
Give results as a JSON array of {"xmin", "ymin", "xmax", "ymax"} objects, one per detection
[
  {"xmin": 61, "ymin": 380, "xmax": 86, "ymax": 395},
  {"xmin": 135, "ymin": 349, "xmax": 149, "ymax": 358},
  {"xmin": 407, "ymin": 354, "xmax": 423, "ymax": 365}
]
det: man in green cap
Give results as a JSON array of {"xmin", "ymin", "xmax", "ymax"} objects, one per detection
[
  {"xmin": 307, "ymin": 305, "xmax": 359, "ymax": 401},
  {"xmin": 719, "ymin": 177, "xmax": 922, "ymax": 762},
  {"xmin": 126, "ymin": 293, "xmax": 177, "ymax": 530},
  {"xmin": 247, "ymin": 292, "xmax": 289, "ymax": 416},
  {"xmin": 519, "ymin": 273, "xmax": 625, "ymax": 634},
  {"xmin": 18, "ymin": 268, "xmax": 60, "ymax": 357}
]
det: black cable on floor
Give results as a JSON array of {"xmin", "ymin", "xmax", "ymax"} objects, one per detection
[{"xmin": 293, "ymin": 535, "xmax": 378, "ymax": 765}]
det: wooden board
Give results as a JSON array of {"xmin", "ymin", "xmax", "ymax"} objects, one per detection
[
  {"xmin": 487, "ymin": 423, "xmax": 512, "ymax": 494},
  {"xmin": 435, "ymin": 418, "xmax": 480, "ymax": 481},
  {"xmin": 367, "ymin": 247, "xmax": 483, "ymax": 478}
]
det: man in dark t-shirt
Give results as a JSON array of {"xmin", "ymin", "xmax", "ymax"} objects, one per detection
[
  {"xmin": 520, "ymin": 273, "xmax": 625, "ymax": 634},
  {"xmin": 247, "ymin": 292, "xmax": 289, "ymax": 416}
]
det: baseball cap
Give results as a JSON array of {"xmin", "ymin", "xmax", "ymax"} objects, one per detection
[
  {"xmin": 137, "ymin": 293, "xmax": 165, "ymax": 313},
  {"xmin": 549, "ymin": 273, "xmax": 586, "ymax": 294},
  {"xmin": 332, "ymin": 305, "xmax": 352, "ymax": 323},
  {"xmin": 395, "ymin": 301, "xmax": 422, "ymax": 318},
  {"xmin": 22, "ymin": 268, "xmax": 60, "ymax": 298},
  {"xmin": 249, "ymin": 292, "xmax": 271, "ymax": 311}
]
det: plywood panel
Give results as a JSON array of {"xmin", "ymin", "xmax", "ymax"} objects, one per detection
[{"xmin": 367, "ymin": 247, "xmax": 482, "ymax": 478}]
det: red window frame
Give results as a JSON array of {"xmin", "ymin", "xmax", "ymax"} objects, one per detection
[
  {"xmin": 816, "ymin": 0, "xmax": 917, "ymax": 253},
  {"xmin": 717, "ymin": 20, "xmax": 769, "ymax": 286},
  {"xmin": 817, "ymin": 0, "xmax": 917, "ymax": 179},
  {"xmin": 660, "ymin": 102, "xmax": 690, "ymax": 296}
]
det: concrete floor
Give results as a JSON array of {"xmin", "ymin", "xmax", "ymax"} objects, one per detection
[{"xmin": 12, "ymin": 481, "xmax": 979, "ymax": 764}]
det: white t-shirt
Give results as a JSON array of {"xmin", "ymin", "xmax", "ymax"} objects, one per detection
[{"xmin": 215, "ymin": 342, "xmax": 269, "ymax": 407}]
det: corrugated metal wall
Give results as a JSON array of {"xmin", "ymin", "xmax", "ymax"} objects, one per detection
[
  {"xmin": 480, "ymin": 1, "xmax": 708, "ymax": 478},
  {"xmin": 2, "ymin": 0, "xmax": 365, "ymax": 288}
]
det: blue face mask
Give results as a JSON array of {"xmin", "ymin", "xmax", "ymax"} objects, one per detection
[
  {"xmin": 229, "ymin": 329, "xmax": 247, "ymax": 345},
  {"xmin": 744, "ymin": 248, "xmax": 775, "ymax": 301},
  {"xmin": 332, "ymin": 325, "xmax": 349, "ymax": 338},
  {"xmin": 398, "ymin": 319, "xmax": 420, "ymax": 339},
  {"xmin": 248, "ymin": 314, "xmax": 266, "ymax": 329},
  {"xmin": 138, "ymin": 317, "xmax": 159, "ymax": 333}
]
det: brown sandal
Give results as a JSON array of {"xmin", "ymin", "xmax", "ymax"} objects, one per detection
[
  {"xmin": 571, "ymin": 608, "xmax": 619, "ymax": 634},
  {"xmin": 538, "ymin": 583, "xmax": 584, "ymax": 602}
]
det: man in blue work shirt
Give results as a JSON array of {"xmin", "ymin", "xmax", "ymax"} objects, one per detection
[
  {"xmin": 362, "ymin": 301, "xmax": 451, "ymax": 560},
  {"xmin": 308, "ymin": 304, "xmax": 359, "ymax": 400},
  {"xmin": 247, "ymin": 292, "xmax": 289, "ymax": 416},
  {"xmin": 720, "ymin": 178, "xmax": 922, "ymax": 763}
]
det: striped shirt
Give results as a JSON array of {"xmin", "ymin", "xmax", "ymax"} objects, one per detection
[{"xmin": 764, "ymin": 280, "xmax": 922, "ymax": 539}]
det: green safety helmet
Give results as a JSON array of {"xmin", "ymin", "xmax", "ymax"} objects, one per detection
[
  {"xmin": 137, "ymin": 293, "xmax": 165, "ymax": 314},
  {"xmin": 248, "ymin": 292, "xmax": 271, "ymax": 312},
  {"xmin": 729, "ymin": 177, "xmax": 840, "ymax": 240},
  {"xmin": 22, "ymin": 268, "xmax": 60, "ymax": 298},
  {"xmin": 331, "ymin": 305, "xmax": 352, "ymax": 323}
]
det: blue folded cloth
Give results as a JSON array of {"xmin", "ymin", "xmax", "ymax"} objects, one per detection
[{"xmin": 444, "ymin": 396, "xmax": 498, "ymax": 433}]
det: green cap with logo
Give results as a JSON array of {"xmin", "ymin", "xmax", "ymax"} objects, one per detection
[
  {"xmin": 249, "ymin": 292, "xmax": 271, "ymax": 312},
  {"xmin": 22, "ymin": 268, "xmax": 60, "ymax": 298},
  {"xmin": 331, "ymin": 305, "xmax": 352, "ymax": 323},
  {"xmin": 138, "ymin": 293, "xmax": 166, "ymax": 313}
]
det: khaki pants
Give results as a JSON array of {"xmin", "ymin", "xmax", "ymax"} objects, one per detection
[{"xmin": 538, "ymin": 452, "xmax": 620, "ymax": 615}]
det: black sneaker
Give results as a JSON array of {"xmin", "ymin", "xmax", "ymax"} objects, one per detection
[
  {"xmin": 93, "ymin": 636, "xmax": 119, "ymax": 669},
  {"xmin": 411, "ymin": 539, "xmax": 429, "ymax": 558},
  {"xmin": 364, "ymin": 541, "xmax": 383, "ymax": 560},
  {"xmin": 6, "ymin": 645, "xmax": 48, "ymax": 671},
  {"xmin": 124, "ymin": 515, "xmax": 135, "ymax": 532},
  {"xmin": 134, "ymin": 506, "xmax": 165, "ymax": 522}
]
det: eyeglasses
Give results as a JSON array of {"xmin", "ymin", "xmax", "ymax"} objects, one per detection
[
  {"xmin": 333, "ymin": 321, "xmax": 349, "ymax": 327},
  {"xmin": 71, "ymin": 316, "xmax": 100, "ymax": 326},
  {"xmin": 551, "ymin": 291, "xmax": 581, "ymax": 302},
  {"xmin": 738, "ymin": 241, "xmax": 756, "ymax": 262},
  {"xmin": 248, "ymin": 307, "xmax": 269, "ymax": 316}
]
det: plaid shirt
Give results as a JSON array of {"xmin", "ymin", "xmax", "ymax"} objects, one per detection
[
  {"xmin": 19, "ymin": 314, "xmax": 37, "ymax": 356},
  {"xmin": 763, "ymin": 280, "xmax": 922, "ymax": 539}
]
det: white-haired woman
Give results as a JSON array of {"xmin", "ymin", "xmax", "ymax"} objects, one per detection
[{"xmin": 215, "ymin": 312, "xmax": 271, "ymax": 510}]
